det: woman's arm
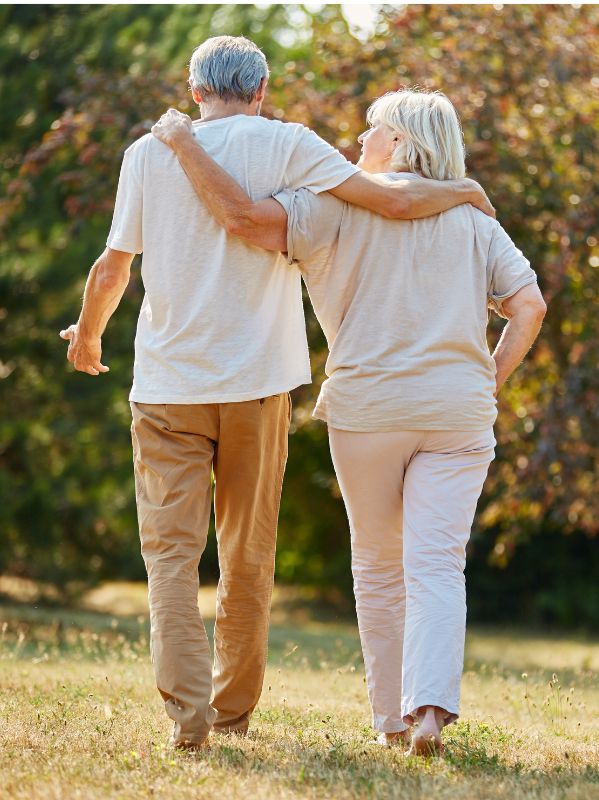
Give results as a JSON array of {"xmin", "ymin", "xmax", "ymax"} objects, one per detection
[
  {"xmin": 152, "ymin": 109, "xmax": 494, "ymax": 249},
  {"xmin": 152, "ymin": 110, "xmax": 287, "ymax": 251},
  {"xmin": 492, "ymin": 283, "xmax": 547, "ymax": 394}
]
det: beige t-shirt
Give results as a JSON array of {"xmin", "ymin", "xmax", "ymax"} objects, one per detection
[
  {"xmin": 106, "ymin": 115, "xmax": 358, "ymax": 403},
  {"xmin": 275, "ymin": 175, "xmax": 538, "ymax": 431}
]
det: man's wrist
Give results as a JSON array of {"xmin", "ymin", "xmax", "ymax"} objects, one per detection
[
  {"xmin": 460, "ymin": 178, "xmax": 479, "ymax": 202},
  {"xmin": 78, "ymin": 317, "xmax": 102, "ymax": 342}
]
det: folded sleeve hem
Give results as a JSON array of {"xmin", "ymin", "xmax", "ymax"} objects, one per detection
[
  {"xmin": 106, "ymin": 237, "xmax": 143, "ymax": 255},
  {"xmin": 272, "ymin": 191, "xmax": 296, "ymax": 265},
  {"xmin": 489, "ymin": 274, "xmax": 537, "ymax": 316},
  {"xmin": 308, "ymin": 163, "xmax": 360, "ymax": 195}
]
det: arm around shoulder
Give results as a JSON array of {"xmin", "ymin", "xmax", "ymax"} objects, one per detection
[{"xmin": 329, "ymin": 172, "xmax": 495, "ymax": 219}]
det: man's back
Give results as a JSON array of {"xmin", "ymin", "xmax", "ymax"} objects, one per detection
[{"xmin": 107, "ymin": 115, "xmax": 357, "ymax": 402}]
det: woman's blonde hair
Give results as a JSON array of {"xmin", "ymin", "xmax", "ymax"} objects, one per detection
[{"xmin": 367, "ymin": 89, "xmax": 466, "ymax": 180}]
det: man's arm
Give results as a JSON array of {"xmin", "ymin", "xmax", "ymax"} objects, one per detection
[
  {"xmin": 492, "ymin": 283, "xmax": 547, "ymax": 395},
  {"xmin": 329, "ymin": 171, "xmax": 495, "ymax": 220},
  {"xmin": 151, "ymin": 109, "xmax": 494, "ymax": 251},
  {"xmin": 59, "ymin": 247, "xmax": 134, "ymax": 376}
]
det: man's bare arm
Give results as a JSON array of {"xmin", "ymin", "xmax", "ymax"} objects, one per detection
[
  {"xmin": 492, "ymin": 283, "xmax": 547, "ymax": 394},
  {"xmin": 152, "ymin": 110, "xmax": 287, "ymax": 251},
  {"xmin": 329, "ymin": 171, "xmax": 495, "ymax": 220},
  {"xmin": 152, "ymin": 109, "xmax": 494, "ymax": 250},
  {"xmin": 59, "ymin": 247, "xmax": 134, "ymax": 375}
]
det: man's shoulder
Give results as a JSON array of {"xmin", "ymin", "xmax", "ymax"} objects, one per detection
[
  {"xmin": 251, "ymin": 115, "xmax": 312, "ymax": 139},
  {"xmin": 124, "ymin": 132, "xmax": 154, "ymax": 159}
]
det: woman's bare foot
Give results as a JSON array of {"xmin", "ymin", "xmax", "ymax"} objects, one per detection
[
  {"xmin": 387, "ymin": 730, "xmax": 411, "ymax": 746},
  {"xmin": 376, "ymin": 730, "xmax": 411, "ymax": 747},
  {"xmin": 407, "ymin": 706, "xmax": 446, "ymax": 757}
]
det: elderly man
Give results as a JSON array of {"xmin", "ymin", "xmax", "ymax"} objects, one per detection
[{"xmin": 60, "ymin": 35, "xmax": 494, "ymax": 749}]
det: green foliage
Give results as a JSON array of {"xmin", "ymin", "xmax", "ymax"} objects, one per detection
[{"xmin": 1, "ymin": 5, "xmax": 597, "ymax": 621}]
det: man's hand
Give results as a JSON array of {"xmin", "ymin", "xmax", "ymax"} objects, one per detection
[
  {"xmin": 465, "ymin": 178, "xmax": 496, "ymax": 219},
  {"xmin": 152, "ymin": 108, "xmax": 194, "ymax": 152},
  {"xmin": 59, "ymin": 324, "xmax": 109, "ymax": 376}
]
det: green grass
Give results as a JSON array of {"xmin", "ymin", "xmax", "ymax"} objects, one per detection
[{"xmin": 1, "ymin": 583, "xmax": 598, "ymax": 799}]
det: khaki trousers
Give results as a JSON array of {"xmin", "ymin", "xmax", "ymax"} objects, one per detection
[
  {"xmin": 328, "ymin": 428, "xmax": 495, "ymax": 732},
  {"xmin": 131, "ymin": 395, "xmax": 290, "ymax": 746}
]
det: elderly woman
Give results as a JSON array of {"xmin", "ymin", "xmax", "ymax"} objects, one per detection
[{"xmin": 152, "ymin": 90, "xmax": 546, "ymax": 755}]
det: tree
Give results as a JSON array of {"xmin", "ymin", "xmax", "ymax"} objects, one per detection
[{"xmin": 2, "ymin": 4, "xmax": 598, "ymax": 623}]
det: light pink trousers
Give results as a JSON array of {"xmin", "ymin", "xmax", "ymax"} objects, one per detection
[{"xmin": 328, "ymin": 428, "xmax": 495, "ymax": 733}]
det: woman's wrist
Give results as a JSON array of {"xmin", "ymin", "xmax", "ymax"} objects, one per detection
[{"xmin": 171, "ymin": 132, "xmax": 199, "ymax": 158}]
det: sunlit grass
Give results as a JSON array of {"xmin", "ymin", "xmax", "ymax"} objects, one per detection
[{"xmin": 1, "ymin": 582, "xmax": 598, "ymax": 799}]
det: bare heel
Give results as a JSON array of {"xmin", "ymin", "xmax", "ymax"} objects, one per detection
[{"xmin": 407, "ymin": 706, "xmax": 445, "ymax": 757}]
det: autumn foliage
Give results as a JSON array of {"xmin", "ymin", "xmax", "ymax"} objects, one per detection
[{"xmin": 1, "ymin": 5, "xmax": 598, "ymax": 623}]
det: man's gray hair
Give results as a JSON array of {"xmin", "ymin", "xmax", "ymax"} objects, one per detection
[{"xmin": 189, "ymin": 36, "xmax": 269, "ymax": 104}]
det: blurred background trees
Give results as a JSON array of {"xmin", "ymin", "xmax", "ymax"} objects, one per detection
[{"xmin": 1, "ymin": 4, "xmax": 598, "ymax": 626}]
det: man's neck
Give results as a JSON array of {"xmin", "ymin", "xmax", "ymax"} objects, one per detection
[{"xmin": 199, "ymin": 100, "xmax": 258, "ymax": 122}]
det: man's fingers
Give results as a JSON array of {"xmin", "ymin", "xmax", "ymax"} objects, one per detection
[
  {"xmin": 74, "ymin": 360, "xmax": 109, "ymax": 376},
  {"xmin": 473, "ymin": 197, "xmax": 496, "ymax": 219},
  {"xmin": 60, "ymin": 325, "xmax": 76, "ymax": 340},
  {"xmin": 74, "ymin": 364, "xmax": 104, "ymax": 376}
]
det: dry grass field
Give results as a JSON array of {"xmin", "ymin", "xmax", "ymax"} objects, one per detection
[{"xmin": 0, "ymin": 581, "xmax": 598, "ymax": 799}]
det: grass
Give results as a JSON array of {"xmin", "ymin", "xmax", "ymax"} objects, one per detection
[{"xmin": 0, "ymin": 581, "xmax": 598, "ymax": 799}]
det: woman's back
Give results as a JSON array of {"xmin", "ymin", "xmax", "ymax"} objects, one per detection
[{"xmin": 277, "ymin": 175, "xmax": 537, "ymax": 431}]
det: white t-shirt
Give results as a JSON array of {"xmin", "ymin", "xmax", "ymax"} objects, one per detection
[
  {"xmin": 106, "ymin": 114, "xmax": 358, "ymax": 403},
  {"xmin": 275, "ymin": 174, "xmax": 538, "ymax": 431}
]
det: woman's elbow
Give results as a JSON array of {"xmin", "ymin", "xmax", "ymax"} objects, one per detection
[
  {"xmin": 520, "ymin": 296, "xmax": 547, "ymax": 325},
  {"xmin": 530, "ymin": 291, "xmax": 548, "ymax": 321},
  {"xmin": 223, "ymin": 217, "xmax": 241, "ymax": 236},
  {"xmin": 536, "ymin": 297, "xmax": 548, "ymax": 319},
  {"xmin": 223, "ymin": 212, "xmax": 252, "ymax": 238}
]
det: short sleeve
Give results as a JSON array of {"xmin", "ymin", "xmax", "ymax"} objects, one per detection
[
  {"xmin": 284, "ymin": 126, "xmax": 359, "ymax": 195},
  {"xmin": 487, "ymin": 222, "xmax": 537, "ymax": 317},
  {"xmin": 106, "ymin": 143, "xmax": 144, "ymax": 254},
  {"xmin": 274, "ymin": 188, "xmax": 345, "ymax": 266}
]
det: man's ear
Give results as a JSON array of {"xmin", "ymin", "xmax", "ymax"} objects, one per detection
[
  {"xmin": 191, "ymin": 86, "xmax": 203, "ymax": 105},
  {"xmin": 255, "ymin": 77, "xmax": 267, "ymax": 104}
]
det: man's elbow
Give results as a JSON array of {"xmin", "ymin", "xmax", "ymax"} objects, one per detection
[
  {"xmin": 385, "ymin": 193, "xmax": 412, "ymax": 219},
  {"xmin": 97, "ymin": 260, "xmax": 130, "ymax": 292}
]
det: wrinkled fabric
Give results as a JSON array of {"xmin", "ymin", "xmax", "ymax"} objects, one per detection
[
  {"xmin": 328, "ymin": 427, "xmax": 495, "ymax": 732},
  {"xmin": 131, "ymin": 395, "xmax": 290, "ymax": 745}
]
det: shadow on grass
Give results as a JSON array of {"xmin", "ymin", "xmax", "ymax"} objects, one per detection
[{"xmin": 193, "ymin": 716, "xmax": 599, "ymax": 796}]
